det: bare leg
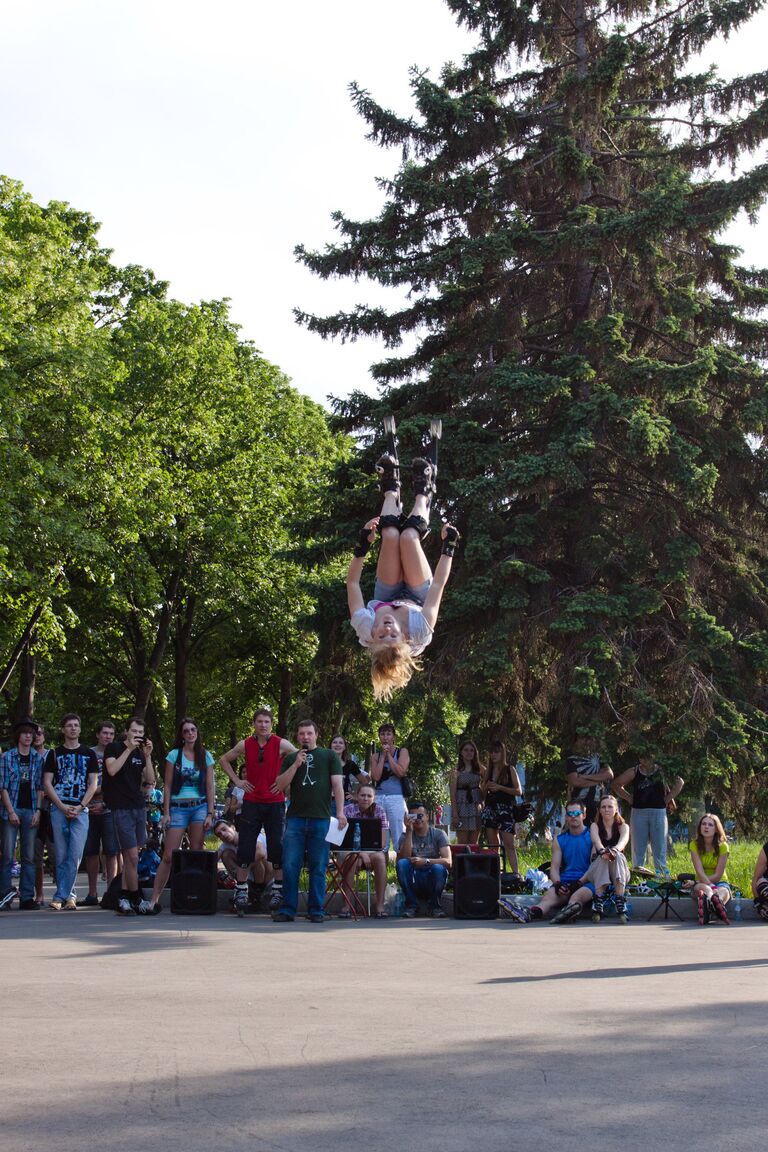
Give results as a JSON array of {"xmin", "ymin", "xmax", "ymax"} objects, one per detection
[
  {"xmin": 187, "ymin": 823, "xmax": 206, "ymax": 851},
  {"xmin": 501, "ymin": 830, "xmax": 519, "ymax": 873},
  {"xmin": 150, "ymin": 827, "xmax": 186, "ymax": 904},
  {"xmin": 86, "ymin": 854, "xmax": 100, "ymax": 898},
  {"xmin": 370, "ymin": 853, "xmax": 387, "ymax": 914},
  {"xmin": 376, "ymin": 490, "xmax": 404, "ymax": 586},
  {"xmin": 400, "ymin": 494, "xmax": 433, "ymax": 587}
]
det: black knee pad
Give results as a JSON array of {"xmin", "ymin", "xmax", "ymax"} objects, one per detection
[
  {"xmin": 378, "ymin": 514, "xmax": 402, "ymax": 532},
  {"xmin": 402, "ymin": 513, "xmax": 429, "ymax": 538}
]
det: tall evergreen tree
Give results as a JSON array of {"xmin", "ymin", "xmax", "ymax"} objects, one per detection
[{"xmin": 296, "ymin": 0, "xmax": 768, "ymax": 787}]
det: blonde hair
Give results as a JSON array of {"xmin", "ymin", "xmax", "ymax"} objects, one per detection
[{"xmin": 369, "ymin": 641, "xmax": 421, "ymax": 701}]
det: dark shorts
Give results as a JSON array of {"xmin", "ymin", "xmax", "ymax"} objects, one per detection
[
  {"xmin": 237, "ymin": 803, "xmax": 285, "ymax": 869},
  {"xmin": 113, "ymin": 807, "xmax": 147, "ymax": 852},
  {"xmin": 85, "ymin": 810, "xmax": 119, "ymax": 857}
]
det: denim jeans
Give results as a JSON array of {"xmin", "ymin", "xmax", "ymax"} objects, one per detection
[
  {"xmin": 0, "ymin": 810, "xmax": 38, "ymax": 901},
  {"xmin": 50, "ymin": 807, "xmax": 89, "ymax": 902},
  {"xmin": 280, "ymin": 817, "xmax": 331, "ymax": 918},
  {"xmin": 396, "ymin": 859, "xmax": 449, "ymax": 910},
  {"xmin": 631, "ymin": 808, "xmax": 668, "ymax": 872}
]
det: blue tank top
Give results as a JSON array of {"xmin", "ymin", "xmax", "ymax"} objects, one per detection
[{"xmin": 557, "ymin": 827, "xmax": 592, "ymax": 882}]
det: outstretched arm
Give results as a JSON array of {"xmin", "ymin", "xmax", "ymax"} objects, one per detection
[
  {"xmin": 421, "ymin": 525, "xmax": 458, "ymax": 630},
  {"xmin": 347, "ymin": 519, "xmax": 379, "ymax": 616}
]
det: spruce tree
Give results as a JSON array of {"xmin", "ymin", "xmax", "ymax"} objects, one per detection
[{"xmin": 296, "ymin": 0, "xmax": 768, "ymax": 789}]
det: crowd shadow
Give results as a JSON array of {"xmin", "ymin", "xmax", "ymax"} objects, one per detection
[{"xmin": 0, "ymin": 906, "xmax": 474, "ymax": 957}]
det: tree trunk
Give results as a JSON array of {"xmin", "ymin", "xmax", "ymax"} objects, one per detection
[
  {"xmin": 173, "ymin": 593, "xmax": 196, "ymax": 728},
  {"xmin": 277, "ymin": 667, "xmax": 292, "ymax": 737},
  {"xmin": 0, "ymin": 603, "xmax": 44, "ymax": 695},
  {"xmin": 13, "ymin": 645, "xmax": 36, "ymax": 721},
  {"xmin": 145, "ymin": 698, "xmax": 166, "ymax": 765},
  {"xmin": 132, "ymin": 569, "xmax": 182, "ymax": 717}
]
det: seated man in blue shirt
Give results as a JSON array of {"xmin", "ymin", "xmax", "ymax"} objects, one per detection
[{"xmin": 500, "ymin": 801, "xmax": 594, "ymax": 924}]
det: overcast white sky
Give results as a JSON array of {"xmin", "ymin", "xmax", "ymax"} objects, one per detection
[{"xmin": 2, "ymin": 1, "xmax": 767, "ymax": 407}]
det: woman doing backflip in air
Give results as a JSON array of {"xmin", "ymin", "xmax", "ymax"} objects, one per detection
[{"xmin": 346, "ymin": 418, "xmax": 459, "ymax": 700}]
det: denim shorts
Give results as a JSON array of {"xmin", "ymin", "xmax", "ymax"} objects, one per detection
[
  {"xmin": 169, "ymin": 801, "xmax": 208, "ymax": 829},
  {"xmin": 113, "ymin": 807, "xmax": 147, "ymax": 851},
  {"xmin": 373, "ymin": 578, "xmax": 431, "ymax": 607}
]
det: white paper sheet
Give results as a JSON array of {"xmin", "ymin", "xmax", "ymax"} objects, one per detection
[{"xmin": 325, "ymin": 817, "xmax": 347, "ymax": 846}]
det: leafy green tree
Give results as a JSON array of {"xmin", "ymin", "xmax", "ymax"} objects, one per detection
[
  {"xmin": 296, "ymin": 0, "xmax": 768, "ymax": 795},
  {"xmin": 57, "ymin": 294, "xmax": 344, "ymax": 753},
  {"xmin": 0, "ymin": 177, "xmax": 119, "ymax": 715},
  {"xmin": 0, "ymin": 178, "xmax": 344, "ymax": 756}
]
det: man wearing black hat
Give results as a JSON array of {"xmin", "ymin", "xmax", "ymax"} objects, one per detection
[{"xmin": 0, "ymin": 717, "xmax": 46, "ymax": 909}]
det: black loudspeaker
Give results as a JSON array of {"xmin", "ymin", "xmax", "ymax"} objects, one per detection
[
  {"xmin": 170, "ymin": 850, "xmax": 218, "ymax": 915},
  {"xmin": 453, "ymin": 852, "xmax": 500, "ymax": 919}
]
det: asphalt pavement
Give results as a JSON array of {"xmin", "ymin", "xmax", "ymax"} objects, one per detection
[{"xmin": 2, "ymin": 908, "xmax": 765, "ymax": 1151}]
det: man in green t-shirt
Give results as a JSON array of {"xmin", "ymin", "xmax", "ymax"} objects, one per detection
[{"xmin": 272, "ymin": 720, "xmax": 346, "ymax": 923}]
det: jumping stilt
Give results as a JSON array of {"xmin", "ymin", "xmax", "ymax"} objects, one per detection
[{"xmin": 376, "ymin": 415, "xmax": 401, "ymax": 495}]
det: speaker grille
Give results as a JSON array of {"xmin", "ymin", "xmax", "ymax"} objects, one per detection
[{"xmin": 170, "ymin": 849, "xmax": 218, "ymax": 915}]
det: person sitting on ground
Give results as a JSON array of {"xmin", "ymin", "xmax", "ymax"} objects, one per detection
[
  {"xmin": 396, "ymin": 800, "xmax": 451, "ymax": 918},
  {"xmin": 340, "ymin": 783, "xmax": 389, "ymax": 918},
  {"xmin": 481, "ymin": 740, "xmax": 523, "ymax": 872},
  {"xmin": 751, "ymin": 841, "xmax": 768, "ymax": 921},
  {"xmin": 450, "ymin": 739, "xmax": 485, "ymax": 847},
  {"xmin": 613, "ymin": 753, "xmax": 684, "ymax": 874},
  {"xmin": 688, "ymin": 813, "xmax": 731, "ymax": 925},
  {"xmin": 346, "ymin": 439, "xmax": 459, "ymax": 701},
  {"xmin": 213, "ymin": 818, "xmax": 273, "ymax": 906},
  {"xmin": 582, "ymin": 794, "xmax": 630, "ymax": 923},
  {"xmin": 499, "ymin": 801, "xmax": 594, "ymax": 924}
]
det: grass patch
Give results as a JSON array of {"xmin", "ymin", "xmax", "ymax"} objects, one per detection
[{"xmin": 515, "ymin": 839, "xmax": 759, "ymax": 895}]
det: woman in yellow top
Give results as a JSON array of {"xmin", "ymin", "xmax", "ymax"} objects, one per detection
[{"xmin": 689, "ymin": 813, "xmax": 731, "ymax": 926}]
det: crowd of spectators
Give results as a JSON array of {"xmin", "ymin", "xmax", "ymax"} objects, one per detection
[{"xmin": 2, "ymin": 714, "xmax": 766, "ymax": 926}]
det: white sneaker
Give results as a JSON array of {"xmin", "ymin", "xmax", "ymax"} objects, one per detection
[
  {"xmin": 116, "ymin": 897, "xmax": 136, "ymax": 915},
  {"xmin": 135, "ymin": 899, "xmax": 156, "ymax": 915}
]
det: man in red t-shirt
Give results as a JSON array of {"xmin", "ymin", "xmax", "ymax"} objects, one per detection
[{"xmin": 220, "ymin": 707, "xmax": 296, "ymax": 914}]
